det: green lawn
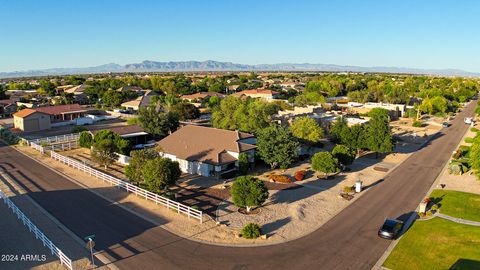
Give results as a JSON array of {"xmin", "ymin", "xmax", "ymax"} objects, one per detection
[
  {"xmin": 430, "ymin": 189, "xmax": 480, "ymax": 222},
  {"xmin": 384, "ymin": 218, "xmax": 480, "ymax": 270}
]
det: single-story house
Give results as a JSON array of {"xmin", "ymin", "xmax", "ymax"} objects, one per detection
[
  {"xmin": 231, "ymin": 89, "xmax": 279, "ymax": 101},
  {"xmin": 157, "ymin": 125, "xmax": 256, "ymax": 177},
  {"xmin": 180, "ymin": 92, "xmax": 225, "ymax": 102},
  {"xmin": 13, "ymin": 104, "xmax": 88, "ymax": 132},
  {"xmin": 63, "ymin": 84, "xmax": 90, "ymax": 104},
  {"xmin": 0, "ymin": 99, "xmax": 17, "ymax": 117},
  {"xmin": 121, "ymin": 90, "xmax": 154, "ymax": 112}
]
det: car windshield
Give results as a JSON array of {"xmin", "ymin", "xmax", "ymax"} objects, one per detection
[{"xmin": 381, "ymin": 220, "xmax": 396, "ymax": 230}]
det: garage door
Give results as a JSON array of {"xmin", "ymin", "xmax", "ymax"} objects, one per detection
[{"xmin": 24, "ymin": 118, "xmax": 40, "ymax": 132}]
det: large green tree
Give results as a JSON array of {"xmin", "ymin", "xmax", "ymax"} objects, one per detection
[
  {"xmin": 142, "ymin": 157, "xmax": 181, "ymax": 192},
  {"xmin": 138, "ymin": 107, "xmax": 179, "ymax": 138},
  {"xmin": 363, "ymin": 113, "xmax": 394, "ymax": 158},
  {"xmin": 311, "ymin": 152, "xmax": 340, "ymax": 177},
  {"xmin": 289, "ymin": 117, "xmax": 324, "ymax": 145},
  {"xmin": 332, "ymin": 145, "xmax": 356, "ymax": 167},
  {"xmin": 231, "ymin": 176, "xmax": 269, "ymax": 213},
  {"xmin": 170, "ymin": 102, "xmax": 200, "ymax": 121},
  {"xmin": 125, "ymin": 149, "xmax": 159, "ymax": 182},
  {"xmin": 212, "ymin": 96, "xmax": 279, "ymax": 133},
  {"xmin": 257, "ymin": 124, "xmax": 299, "ymax": 169}
]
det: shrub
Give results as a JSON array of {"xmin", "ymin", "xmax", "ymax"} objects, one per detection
[
  {"xmin": 465, "ymin": 137, "xmax": 474, "ymax": 144},
  {"xmin": 71, "ymin": 126, "xmax": 87, "ymax": 133},
  {"xmin": 412, "ymin": 121, "xmax": 422, "ymax": 127},
  {"xmin": 343, "ymin": 185, "xmax": 354, "ymax": 194},
  {"xmin": 294, "ymin": 170, "xmax": 306, "ymax": 181},
  {"xmin": 471, "ymin": 127, "xmax": 479, "ymax": 133},
  {"xmin": 430, "ymin": 204, "xmax": 438, "ymax": 211},
  {"xmin": 0, "ymin": 126, "xmax": 20, "ymax": 145},
  {"xmin": 269, "ymin": 174, "xmax": 292, "ymax": 183},
  {"xmin": 418, "ymin": 212, "xmax": 426, "ymax": 218},
  {"xmin": 241, "ymin": 223, "xmax": 261, "ymax": 239}
]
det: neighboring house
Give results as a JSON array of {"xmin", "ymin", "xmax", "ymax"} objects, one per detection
[
  {"xmin": 231, "ymin": 89, "xmax": 279, "ymax": 101},
  {"xmin": 0, "ymin": 100, "xmax": 18, "ymax": 117},
  {"xmin": 279, "ymin": 82, "xmax": 298, "ymax": 89},
  {"xmin": 121, "ymin": 90, "xmax": 154, "ymax": 112},
  {"xmin": 180, "ymin": 92, "xmax": 225, "ymax": 102},
  {"xmin": 227, "ymin": 85, "xmax": 240, "ymax": 92},
  {"xmin": 13, "ymin": 104, "xmax": 88, "ymax": 132},
  {"xmin": 90, "ymin": 124, "xmax": 152, "ymax": 146},
  {"xmin": 157, "ymin": 125, "xmax": 256, "ymax": 177},
  {"xmin": 116, "ymin": 86, "xmax": 143, "ymax": 94},
  {"xmin": 64, "ymin": 84, "xmax": 90, "ymax": 104}
]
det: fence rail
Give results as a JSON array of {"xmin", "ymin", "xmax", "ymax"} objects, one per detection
[
  {"xmin": 50, "ymin": 151, "xmax": 203, "ymax": 222},
  {"xmin": 0, "ymin": 189, "xmax": 73, "ymax": 270},
  {"xmin": 29, "ymin": 133, "xmax": 80, "ymax": 145}
]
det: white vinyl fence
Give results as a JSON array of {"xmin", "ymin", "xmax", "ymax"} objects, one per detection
[
  {"xmin": 30, "ymin": 141, "xmax": 79, "ymax": 153},
  {"xmin": 29, "ymin": 133, "xmax": 80, "ymax": 145},
  {"xmin": 0, "ymin": 189, "xmax": 73, "ymax": 270},
  {"xmin": 50, "ymin": 151, "xmax": 203, "ymax": 223}
]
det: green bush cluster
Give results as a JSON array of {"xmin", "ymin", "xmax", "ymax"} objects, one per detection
[
  {"xmin": 241, "ymin": 223, "xmax": 261, "ymax": 239},
  {"xmin": 412, "ymin": 121, "xmax": 423, "ymax": 127},
  {"xmin": 0, "ymin": 125, "xmax": 20, "ymax": 145}
]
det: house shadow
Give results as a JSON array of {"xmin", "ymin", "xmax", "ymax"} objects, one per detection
[
  {"xmin": 449, "ymin": 259, "xmax": 480, "ymax": 270},
  {"xmin": 0, "ymin": 162, "xmax": 195, "ymax": 266}
]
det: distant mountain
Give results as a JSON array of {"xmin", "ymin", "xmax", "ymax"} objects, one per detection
[{"xmin": 1, "ymin": 60, "xmax": 478, "ymax": 79}]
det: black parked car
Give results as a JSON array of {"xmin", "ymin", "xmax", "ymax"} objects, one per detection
[{"xmin": 378, "ymin": 218, "xmax": 404, "ymax": 239}]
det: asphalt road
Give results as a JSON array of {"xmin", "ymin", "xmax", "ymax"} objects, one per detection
[{"xmin": 0, "ymin": 100, "xmax": 475, "ymax": 270}]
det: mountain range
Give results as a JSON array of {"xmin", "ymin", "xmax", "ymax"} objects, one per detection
[{"xmin": 1, "ymin": 60, "xmax": 478, "ymax": 79}]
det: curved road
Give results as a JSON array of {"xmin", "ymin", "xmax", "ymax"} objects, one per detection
[{"xmin": 0, "ymin": 100, "xmax": 475, "ymax": 270}]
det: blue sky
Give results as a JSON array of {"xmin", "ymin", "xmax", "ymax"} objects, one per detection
[{"xmin": 1, "ymin": 0, "xmax": 479, "ymax": 72}]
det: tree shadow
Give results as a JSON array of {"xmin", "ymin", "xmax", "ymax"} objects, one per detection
[
  {"xmin": 262, "ymin": 217, "xmax": 291, "ymax": 235},
  {"xmin": 449, "ymin": 259, "xmax": 480, "ymax": 270},
  {"xmin": 271, "ymin": 175, "xmax": 347, "ymax": 204}
]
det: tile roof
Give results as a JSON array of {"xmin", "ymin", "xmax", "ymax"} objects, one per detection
[
  {"xmin": 231, "ymin": 89, "xmax": 279, "ymax": 97},
  {"xmin": 13, "ymin": 108, "xmax": 42, "ymax": 118},
  {"xmin": 90, "ymin": 124, "xmax": 146, "ymax": 136},
  {"xmin": 158, "ymin": 125, "xmax": 256, "ymax": 165},
  {"xmin": 13, "ymin": 104, "xmax": 87, "ymax": 118},
  {"xmin": 180, "ymin": 92, "xmax": 225, "ymax": 100},
  {"xmin": 34, "ymin": 104, "xmax": 87, "ymax": 115}
]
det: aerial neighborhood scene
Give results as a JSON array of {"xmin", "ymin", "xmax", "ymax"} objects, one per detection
[{"xmin": 1, "ymin": 1, "xmax": 480, "ymax": 270}]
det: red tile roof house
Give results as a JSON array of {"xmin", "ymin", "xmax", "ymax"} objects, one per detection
[
  {"xmin": 13, "ymin": 104, "xmax": 88, "ymax": 132},
  {"xmin": 157, "ymin": 125, "xmax": 256, "ymax": 177},
  {"xmin": 230, "ymin": 89, "xmax": 279, "ymax": 101}
]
